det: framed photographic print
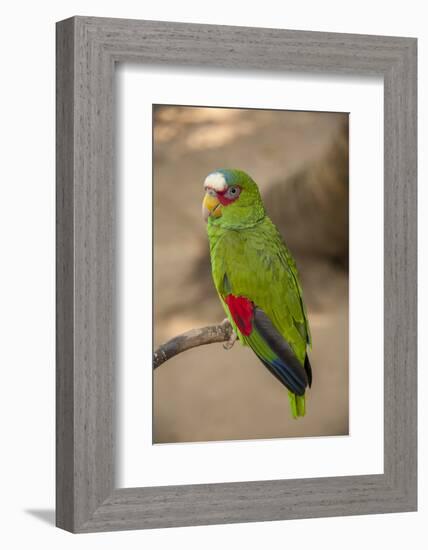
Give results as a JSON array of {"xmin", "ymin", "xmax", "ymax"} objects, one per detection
[{"xmin": 56, "ymin": 16, "xmax": 417, "ymax": 532}]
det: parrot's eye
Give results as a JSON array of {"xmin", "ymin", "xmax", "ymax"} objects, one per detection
[
  {"xmin": 206, "ymin": 188, "xmax": 217, "ymax": 197},
  {"xmin": 225, "ymin": 186, "xmax": 241, "ymax": 200}
]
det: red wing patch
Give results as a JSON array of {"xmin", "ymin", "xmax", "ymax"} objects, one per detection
[{"xmin": 225, "ymin": 294, "xmax": 254, "ymax": 336}]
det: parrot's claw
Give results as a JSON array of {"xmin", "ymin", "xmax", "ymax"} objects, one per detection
[{"xmin": 223, "ymin": 329, "xmax": 237, "ymax": 350}]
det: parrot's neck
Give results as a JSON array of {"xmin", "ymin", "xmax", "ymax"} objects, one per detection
[
  {"xmin": 211, "ymin": 203, "xmax": 266, "ymax": 230},
  {"xmin": 211, "ymin": 216, "xmax": 265, "ymax": 231}
]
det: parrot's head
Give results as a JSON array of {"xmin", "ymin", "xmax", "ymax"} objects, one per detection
[{"xmin": 202, "ymin": 169, "xmax": 265, "ymax": 227}]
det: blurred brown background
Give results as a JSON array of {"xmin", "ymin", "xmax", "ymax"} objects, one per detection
[{"xmin": 153, "ymin": 105, "xmax": 349, "ymax": 443}]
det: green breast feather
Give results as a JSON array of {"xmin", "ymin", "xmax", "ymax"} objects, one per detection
[{"xmin": 208, "ymin": 216, "xmax": 311, "ymax": 364}]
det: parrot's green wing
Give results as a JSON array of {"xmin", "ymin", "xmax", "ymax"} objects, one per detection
[{"xmin": 277, "ymin": 238, "xmax": 312, "ymax": 350}]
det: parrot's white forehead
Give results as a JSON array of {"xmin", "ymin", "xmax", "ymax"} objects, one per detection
[{"xmin": 204, "ymin": 172, "xmax": 227, "ymax": 192}]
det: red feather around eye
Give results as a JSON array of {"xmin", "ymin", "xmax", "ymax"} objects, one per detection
[
  {"xmin": 225, "ymin": 294, "xmax": 253, "ymax": 335},
  {"xmin": 217, "ymin": 185, "xmax": 241, "ymax": 205},
  {"xmin": 217, "ymin": 193, "xmax": 234, "ymax": 206}
]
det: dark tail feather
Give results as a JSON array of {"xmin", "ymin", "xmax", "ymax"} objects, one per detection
[
  {"xmin": 304, "ymin": 355, "xmax": 312, "ymax": 388},
  {"xmin": 253, "ymin": 307, "xmax": 308, "ymax": 396}
]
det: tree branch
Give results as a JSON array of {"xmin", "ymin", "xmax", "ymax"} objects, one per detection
[{"xmin": 153, "ymin": 319, "xmax": 233, "ymax": 369}]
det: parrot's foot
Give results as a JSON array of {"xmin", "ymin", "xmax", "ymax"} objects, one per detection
[{"xmin": 223, "ymin": 322, "xmax": 237, "ymax": 350}]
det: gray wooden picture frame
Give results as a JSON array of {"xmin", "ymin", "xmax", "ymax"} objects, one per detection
[{"xmin": 56, "ymin": 16, "xmax": 417, "ymax": 533}]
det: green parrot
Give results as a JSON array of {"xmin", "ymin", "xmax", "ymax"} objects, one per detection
[{"xmin": 202, "ymin": 168, "xmax": 312, "ymax": 418}]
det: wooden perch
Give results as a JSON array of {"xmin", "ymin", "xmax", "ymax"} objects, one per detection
[{"xmin": 153, "ymin": 319, "xmax": 234, "ymax": 369}]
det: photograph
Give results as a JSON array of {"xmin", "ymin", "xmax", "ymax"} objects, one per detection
[
  {"xmin": 0, "ymin": 1, "xmax": 419, "ymax": 544},
  {"xmin": 153, "ymin": 104, "xmax": 349, "ymax": 444}
]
